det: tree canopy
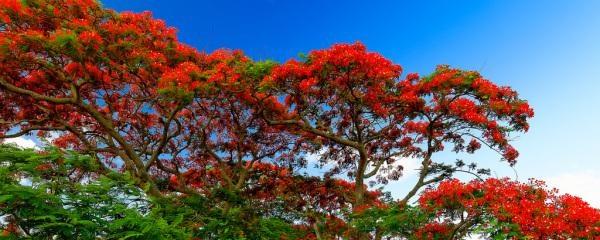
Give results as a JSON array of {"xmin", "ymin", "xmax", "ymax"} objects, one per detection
[{"xmin": 0, "ymin": 0, "xmax": 597, "ymax": 239}]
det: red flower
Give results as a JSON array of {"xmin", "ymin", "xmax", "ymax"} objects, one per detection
[
  {"xmin": 419, "ymin": 178, "xmax": 600, "ymax": 239},
  {"xmin": 159, "ymin": 62, "xmax": 202, "ymax": 90},
  {"xmin": 502, "ymin": 145, "xmax": 519, "ymax": 163},
  {"xmin": 298, "ymin": 77, "xmax": 317, "ymax": 92},
  {"xmin": 466, "ymin": 139, "xmax": 481, "ymax": 153},
  {"xmin": 169, "ymin": 174, "xmax": 179, "ymax": 186},
  {"xmin": 79, "ymin": 31, "xmax": 102, "ymax": 49}
]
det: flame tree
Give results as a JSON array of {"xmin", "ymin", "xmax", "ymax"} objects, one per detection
[
  {"xmin": 257, "ymin": 43, "xmax": 533, "ymax": 208},
  {"xmin": 1, "ymin": 1, "xmax": 598, "ymax": 239}
]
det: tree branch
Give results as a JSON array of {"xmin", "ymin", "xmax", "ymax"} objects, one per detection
[{"xmin": 0, "ymin": 78, "xmax": 75, "ymax": 104}]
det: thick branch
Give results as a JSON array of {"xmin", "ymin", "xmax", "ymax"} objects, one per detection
[
  {"xmin": 0, "ymin": 126, "xmax": 66, "ymax": 139},
  {"xmin": 145, "ymin": 104, "xmax": 183, "ymax": 171},
  {"xmin": 0, "ymin": 78, "xmax": 75, "ymax": 104},
  {"xmin": 265, "ymin": 116, "xmax": 362, "ymax": 149}
]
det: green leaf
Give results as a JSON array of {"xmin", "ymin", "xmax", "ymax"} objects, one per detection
[
  {"xmin": 0, "ymin": 194, "xmax": 13, "ymax": 202},
  {"xmin": 118, "ymin": 231, "xmax": 143, "ymax": 240}
]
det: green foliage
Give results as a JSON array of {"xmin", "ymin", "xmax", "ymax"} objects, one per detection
[
  {"xmin": 194, "ymin": 188, "xmax": 302, "ymax": 240},
  {"xmin": 472, "ymin": 217, "xmax": 526, "ymax": 240},
  {"xmin": 0, "ymin": 145, "xmax": 310, "ymax": 239},
  {"xmin": 0, "ymin": 144, "xmax": 190, "ymax": 239},
  {"xmin": 245, "ymin": 60, "xmax": 276, "ymax": 80},
  {"xmin": 247, "ymin": 60, "xmax": 277, "ymax": 92},
  {"xmin": 351, "ymin": 205, "xmax": 430, "ymax": 238},
  {"xmin": 50, "ymin": 31, "xmax": 81, "ymax": 58}
]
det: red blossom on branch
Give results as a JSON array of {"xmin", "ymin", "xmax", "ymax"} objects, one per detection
[{"xmin": 419, "ymin": 178, "xmax": 600, "ymax": 239}]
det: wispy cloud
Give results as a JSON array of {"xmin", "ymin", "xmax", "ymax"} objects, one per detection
[
  {"xmin": 544, "ymin": 170, "xmax": 600, "ymax": 208},
  {"xmin": 2, "ymin": 136, "xmax": 37, "ymax": 149}
]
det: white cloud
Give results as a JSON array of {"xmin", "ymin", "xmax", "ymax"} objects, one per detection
[
  {"xmin": 303, "ymin": 150, "xmax": 421, "ymax": 182},
  {"xmin": 45, "ymin": 131, "xmax": 61, "ymax": 142},
  {"xmin": 305, "ymin": 148, "xmax": 336, "ymax": 169},
  {"xmin": 544, "ymin": 170, "xmax": 600, "ymax": 208},
  {"xmin": 2, "ymin": 137, "xmax": 37, "ymax": 149},
  {"xmin": 396, "ymin": 157, "xmax": 420, "ymax": 180},
  {"xmin": 380, "ymin": 157, "xmax": 422, "ymax": 201},
  {"xmin": 467, "ymin": 234, "xmax": 484, "ymax": 240},
  {"xmin": 305, "ymin": 151, "xmax": 321, "ymax": 164}
]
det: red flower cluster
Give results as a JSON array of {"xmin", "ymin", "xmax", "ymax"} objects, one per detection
[
  {"xmin": 448, "ymin": 98, "xmax": 487, "ymax": 124},
  {"xmin": 158, "ymin": 49, "xmax": 250, "ymax": 93},
  {"xmin": 159, "ymin": 62, "xmax": 203, "ymax": 90},
  {"xmin": 405, "ymin": 65, "xmax": 535, "ymax": 163},
  {"xmin": 414, "ymin": 222, "xmax": 452, "ymax": 239},
  {"xmin": 0, "ymin": 0, "xmax": 24, "ymax": 23},
  {"xmin": 203, "ymin": 49, "xmax": 249, "ymax": 84},
  {"xmin": 419, "ymin": 178, "xmax": 600, "ymax": 239},
  {"xmin": 266, "ymin": 42, "xmax": 402, "ymax": 117},
  {"xmin": 308, "ymin": 42, "xmax": 402, "ymax": 81},
  {"xmin": 0, "ymin": 2, "xmax": 543, "ymax": 238}
]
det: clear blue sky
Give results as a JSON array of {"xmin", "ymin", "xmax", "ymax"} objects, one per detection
[{"xmin": 100, "ymin": 0, "xmax": 600, "ymax": 205}]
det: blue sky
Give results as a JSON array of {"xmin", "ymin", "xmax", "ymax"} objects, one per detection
[{"xmin": 80, "ymin": 1, "xmax": 597, "ymax": 205}]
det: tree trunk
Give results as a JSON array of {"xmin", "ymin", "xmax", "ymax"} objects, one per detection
[{"xmin": 353, "ymin": 151, "xmax": 369, "ymax": 239}]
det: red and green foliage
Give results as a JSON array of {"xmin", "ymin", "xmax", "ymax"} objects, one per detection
[
  {"xmin": 0, "ymin": 0, "xmax": 209, "ymax": 196},
  {"xmin": 0, "ymin": 1, "xmax": 597, "ymax": 239},
  {"xmin": 257, "ymin": 42, "xmax": 533, "ymax": 208},
  {"xmin": 418, "ymin": 178, "xmax": 600, "ymax": 239}
]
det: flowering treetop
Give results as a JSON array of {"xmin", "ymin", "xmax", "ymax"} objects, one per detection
[
  {"xmin": 1, "ymin": 1, "xmax": 597, "ymax": 240},
  {"xmin": 0, "ymin": 0, "xmax": 211, "ymax": 195},
  {"xmin": 418, "ymin": 178, "xmax": 600, "ymax": 239},
  {"xmin": 257, "ymin": 42, "xmax": 534, "ymax": 206}
]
